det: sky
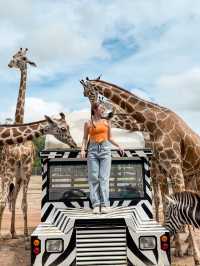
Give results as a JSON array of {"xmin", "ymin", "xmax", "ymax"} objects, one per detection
[{"xmin": 1, "ymin": 0, "xmax": 200, "ymax": 146}]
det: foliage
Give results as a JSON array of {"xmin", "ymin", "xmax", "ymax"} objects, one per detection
[{"xmin": 33, "ymin": 136, "xmax": 45, "ymax": 168}]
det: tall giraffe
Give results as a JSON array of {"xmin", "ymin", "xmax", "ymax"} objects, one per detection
[
  {"xmin": 81, "ymin": 81, "xmax": 160, "ymax": 211},
  {"xmin": 81, "ymin": 79, "xmax": 164, "ymax": 219},
  {"xmin": 81, "ymin": 78, "xmax": 200, "ymax": 263},
  {"xmin": 5, "ymin": 48, "xmax": 37, "ymax": 237},
  {"xmin": 0, "ymin": 113, "xmax": 77, "ymax": 237}
]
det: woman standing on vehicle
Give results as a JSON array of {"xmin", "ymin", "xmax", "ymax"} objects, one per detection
[{"xmin": 81, "ymin": 102, "xmax": 124, "ymax": 214}]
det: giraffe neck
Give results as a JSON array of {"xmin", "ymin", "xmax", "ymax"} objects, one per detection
[
  {"xmin": 111, "ymin": 114, "xmax": 146, "ymax": 131},
  {"xmin": 15, "ymin": 67, "xmax": 27, "ymax": 124},
  {"xmin": 90, "ymin": 80, "xmax": 167, "ymax": 132},
  {"xmin": 0, "ymin": 120, "xmax": 46, "ymax": 145},
  {"xmin": 0, "ymin": 120, "xmax": 77, "ymax": 148}
]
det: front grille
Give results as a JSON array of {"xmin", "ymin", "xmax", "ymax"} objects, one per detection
[{"xmin": 76, "ymin": 225, "xmax": 127, "ymax": 266}]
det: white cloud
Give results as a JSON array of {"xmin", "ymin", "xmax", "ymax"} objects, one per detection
[
  {"xmin": 151, "ymin": 68, "xmax": 200, "ymax": 134},
  {"xmin": 24, "ymin": 97, "xmax": 65, "ymax": 122},
  {"xmin": 154, "ymin": 68, "xmax": 200, "ymax": 111},
  {"xmin": 1, "ymin": 0, "xmax": 200, "ymax": 136},
  {"xmin": 0, "ymin": 97, "xmax": 65, "ymax": 123}
]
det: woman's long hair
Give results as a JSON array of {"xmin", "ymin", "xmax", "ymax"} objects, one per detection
[{"xmin": 91, "ymin": 102, "xmax": 100, "ymax": 128}]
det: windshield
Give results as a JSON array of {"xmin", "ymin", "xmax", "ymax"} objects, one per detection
[{"xmin": 48, "ymin": 160, "xmax": 144, "ymax": 201}]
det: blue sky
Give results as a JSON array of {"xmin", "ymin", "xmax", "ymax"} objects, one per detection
[{"xmin": 1, "ymin": 0, "xmax": 200, "ymax": 134}]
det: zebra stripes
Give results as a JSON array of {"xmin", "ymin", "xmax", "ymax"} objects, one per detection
[
  {"xmin": 164, "ymin": 191, "xmax": 200, "ymax": 234},
  {"xmin": 40, "ymin": 148, "xmax": 152, "ymax": 160},
  {"xmin": 40, "ymin": 148, "xmax": 153, "ymax": 221},
  {"xmin": 32, "ymin": 205, "xmax": 170, "ymax": 265},
  {"xmin": 31, "ymin": 148, "xmax": 171, "ymax": 266}
]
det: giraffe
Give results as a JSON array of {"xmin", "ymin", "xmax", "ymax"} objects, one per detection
[
  {"xmin": 4, "ymin": 48, "xmax": 37, "ymax": 238},
  {"xmin": 81, "ymin": 78, "xmax": 200, "ymax": 264},
  {"xmin": 81, "ymin": 79, "xmax": 164, "ymax": 220},
  {"xmin": 0, "ymin": 113, "xmax": 77, "ymax": 238}
]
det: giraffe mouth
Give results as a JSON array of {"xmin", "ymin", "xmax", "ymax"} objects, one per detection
[{"xmin": 58, "ymin": 134, "xmax": 77, "ymax": 148}]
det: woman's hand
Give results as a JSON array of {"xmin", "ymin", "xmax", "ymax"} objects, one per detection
[
  {"xmin": 118, "ymin": 146, "xmax": 125, "ymax": 156},
  {"xmin": 80, "ymin": 149, "xmax": 86, "ymax": 158}
]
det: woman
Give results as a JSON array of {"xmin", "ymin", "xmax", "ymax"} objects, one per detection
[{"xmin": 81, "ymin": 102, "xmax": 124, "ymax": 214}]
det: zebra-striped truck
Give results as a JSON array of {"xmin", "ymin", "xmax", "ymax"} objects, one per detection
[{"xmin": 31, "ymin": 148, "xmax": 171, "ymax": 266}]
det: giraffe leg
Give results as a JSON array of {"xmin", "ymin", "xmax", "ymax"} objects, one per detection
[
  {"xmin": 188, "ymin": 226, "xmax": 200, "ymax": 265},
  {"xmin": 174, "ymin": 233, "xmax": 184, "ymax": 257},
  {"xmin": 151, "ymin": 161, "xmax": 169, "ymax": 223},
  {"xmin": 184, "ymin": 175, "xmax": 200, "ymax": 256},
  {"xmin": 165, "ymin": 161, "xmax": 185, "ymax": 257},
  {"xmin": 152, "ymin": 176, "xmax": 160, "ymax": 222},
  {"xmin": 186, "ymin": 226, "xmax": 193, "ymax": 256},
  {"xmin": 0, "ymin": 201, "xmax": 6, "ymax": 238},
  {"xmin": 160, "ymin": 175, "xmax": 169, "ymax": 223},
  {"xmin": 0, "ymin": 179, "xmax": 10, "ymax": 238},
  {"xmin": 22, "ymin": 177, "xmax": 30, "ymax": 236},
  {"xmin": 150, "ymin": 159, "xmax": 160, "ymax": 222},
  {"xmin": 10, "ymin": 179, "xmax": 21, "ymax": 238}
]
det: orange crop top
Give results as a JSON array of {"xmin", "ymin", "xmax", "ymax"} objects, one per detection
[{"xmin": 89, "ymin": 120, "xmax": 109, "ymax": 143}]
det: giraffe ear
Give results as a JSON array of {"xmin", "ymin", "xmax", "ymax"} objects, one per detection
[
  {"xmin": 44, "ymin": 115, "xmax": 56, "ymax": 125},
  {"xmin": 59, "ymin": 112, "xmax": 66, "ymax": 120},
  {"xmin": 165, "ymin": 195, "xmax": 176, "ymax": 205},
  {"xmin": 27, "ymin": 61, "xmax": 37, "ymax": 67}
]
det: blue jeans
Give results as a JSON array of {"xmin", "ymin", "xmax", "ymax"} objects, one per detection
[{"xmin": 87, "ymin": 141, "xmax": 111, "ymax": 208}]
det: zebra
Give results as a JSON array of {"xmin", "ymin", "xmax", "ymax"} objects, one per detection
[
  {"xmin": 164, "ymin": 191, "xmax": 200, "ymax": 234},
  {"xmin": 164, "ymin": 191, "xmax": 200, "ymax": 266}
]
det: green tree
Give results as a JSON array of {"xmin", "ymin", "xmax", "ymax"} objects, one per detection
[{"xmin": 33, "ymin": 136, "xmax": 45, "ymax": 168}]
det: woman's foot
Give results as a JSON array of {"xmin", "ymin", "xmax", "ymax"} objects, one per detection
[
  {"xmin": 101, "ymin": 206, "xmax": 110, "ymax": 214},
  {"xmin": 93, "ymin": 206, "xmax": 100, "ymax": 214}
]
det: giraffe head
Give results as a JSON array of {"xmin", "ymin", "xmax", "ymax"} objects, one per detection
[
  {"xmin": 80, "ymin": 78, "xmax": 114, "ymax": 119},
  {"xmin": 8, "ymin": 48, "xmax": 37, "ymax": 70},
  {"xmin": 44, "ymin": 112, "xmax": 77, "ymax": 148},
  {"xmin": 80, "ymin": 78, "xmax": 99, "ymax": 103}
]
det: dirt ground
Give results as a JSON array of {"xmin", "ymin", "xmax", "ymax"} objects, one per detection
[{"xmin": 0, "ymin": 175, "xmax": 199, "ymax": 266}]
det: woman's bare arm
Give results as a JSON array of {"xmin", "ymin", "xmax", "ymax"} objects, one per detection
[
  {"xmin": 107, "ymin": 121, "xmax": 124, "ymax": 154},
  {"xmin": 81, "ymin": 122, "xmax": 89, "ymax": 157}
]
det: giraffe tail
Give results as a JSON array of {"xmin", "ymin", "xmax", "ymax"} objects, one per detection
[
  {"xmin": 15, "ymin": 160, "xmax": 24, "ymax": 180},
  {"xmin": 8, "ymin": 183, "xmax": 15, "ymax": 211}
]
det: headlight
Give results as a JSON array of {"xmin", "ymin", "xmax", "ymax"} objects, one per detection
[
  {"xmin": 46, "ymin": 239, "xmax": 63, "ymax": 253},
  {"xmin": 139, "ymin": 236, "xmax": 156, "ymax": 250}
]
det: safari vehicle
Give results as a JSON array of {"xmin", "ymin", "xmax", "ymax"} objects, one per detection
[{"xmin": 31, "ymin": 148, "xmax": 171, "ymax": 266}]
